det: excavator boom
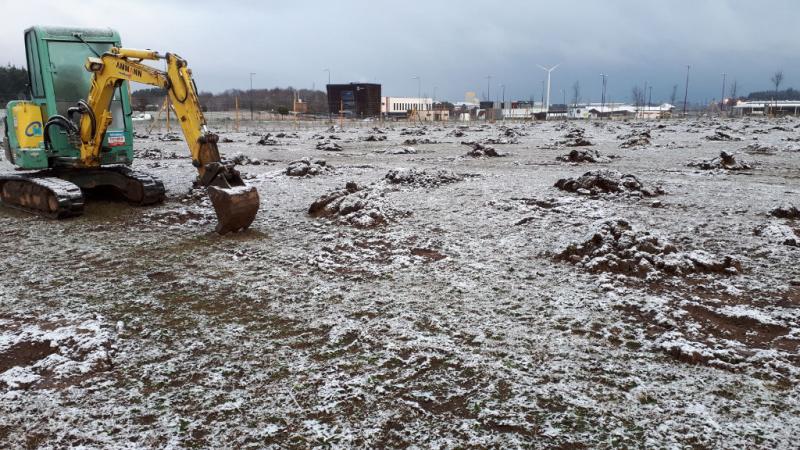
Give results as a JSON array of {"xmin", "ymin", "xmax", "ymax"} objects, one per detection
[{"xmin": 76, "ymin": 47, "xmax": 259, "ymax": 233}]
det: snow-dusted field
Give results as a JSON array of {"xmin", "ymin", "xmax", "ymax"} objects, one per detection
[{"xmin": 0, "ymin": 117, "xmax": 798, "ymax": 448}]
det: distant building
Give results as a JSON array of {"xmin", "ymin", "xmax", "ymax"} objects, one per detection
[
  {"xmin": 326, "ymin": 83, "xmax": 381, "ymax": 117},
  {"xmin": 381, "ymin": 96, "xmax": 433, "ymax": 118},
  {"xmin": 733, "ymin": 100, "xmax": 800, "ymax": 116}
]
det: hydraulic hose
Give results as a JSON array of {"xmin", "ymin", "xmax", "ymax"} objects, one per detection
[{"xmin": 43, "ymin": 115, "xmax": 78, "ymax": 150}]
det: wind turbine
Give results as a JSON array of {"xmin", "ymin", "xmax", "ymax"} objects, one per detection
[{"xmin": 537, "ymin": 64, "xmax": 560, "ymax": 119}]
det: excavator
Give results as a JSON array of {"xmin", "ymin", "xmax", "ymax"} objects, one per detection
[{"xmin": 1, "ymin": 26, "xmax": 259, "ymax": 233}]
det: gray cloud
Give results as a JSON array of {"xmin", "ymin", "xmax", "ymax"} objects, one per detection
[{"xmin": 1, "ymin": 0, "xmax": 797, "ymax": 103}]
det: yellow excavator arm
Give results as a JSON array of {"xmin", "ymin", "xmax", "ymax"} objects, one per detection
[{"xmin": 76, "ymin": 47, "xmax": 259, "ymax": 233}]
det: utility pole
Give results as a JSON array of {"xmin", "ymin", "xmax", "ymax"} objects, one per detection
[
  {"xmin": 600, "ymin": 73, "xmax": 607, "ymax": 116},
  {"xmin": 249, "ymin": 72, "xmax": 256, "ymax": 121},
  {"xmin": 683, "ymin": 65, "xmax": 691, "ymax": 117},
  {"xmin": 648, "ymin": 86, "xmax": 653, "ymax": 109},
  {"xmin": 720, "ymin": 73, "xmax": 727, "ymax": 114},
  {"xmin": 485, "ymin": 75, "xmax": 492, "ymax": 121},
  {"xmin": 323, "ymin": 69, "xmax": 331, "ymax": 122},
  {"xmin": 537, "ymin": 64, "xmax": 560, "ymax": 120}
]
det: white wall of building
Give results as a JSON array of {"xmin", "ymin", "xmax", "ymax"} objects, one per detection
[{"xmin": 381, "ymin": 97, "xmax": 433, "ymax": 114}]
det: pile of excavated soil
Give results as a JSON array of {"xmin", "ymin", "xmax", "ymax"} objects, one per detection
[
  {"xmin": 385, "ymin": 167, "xmax": 463, "ymax": 188},
  {"xmin": 446, "ymin": 129, "xmax": 466, "ymax": 137},
  {"xmin": 463, "ymin": 142, "xmax": 506, "ymax": 158},
  {"xmin": 400, "ymin": 128, "xmax": 427, "ymax": 136},
  {"xmin": 378, "ymin": 146, "xmax": 417, "ymax": 155},
  {"xmin": 229, "ymin": 152, "xmax": 265, "ymax": 165},
  {"xmin": 308, "ymin": 182, "xmax": 389, "ymax": 228},
  {"xmin": 256, "ymin": 134, "xmax": 280, "ymax": 145},
  {"xmin": 362, "ymin": 134, "xmax": 387, "ymax": 142},
  {"xmin": 771, "ymin": 203, "xmax": 800, "ymax": 219},
  {"xmin": 556, "ymin": 218, "xmax": 741, "ymax": 278},
  {"xmin": 484, "ymin": 137, "xmax": 520, "ymax": 145},
  {"xmin": 555, "ymin": 169, "xmax": 664, "ymax": 197},
  {"xmin": 704, "ymin": 130, "xmax": 742, "ymax": 141},
  {"xmin": 286, "ymin": 158, "xmax": 331, "ymax": 177},
  {"xmin": 688, "ymin": 151, "xmax": 751, "ymax": 171},
  {"xmin": 135, "ymin": 148, "xmax": 185, "ymax": 159},
  {"xmin": 316, "ymin": 141, "xmax": 342, "ymax": 151},
  {"xmin": 619, "ymin": 130, "xmax": 652, "ymax": 148},
  {"xmin": 556, "ymin": 148, "xmax": 612, "ymax": 163},
  {"xmin": 743, "ymin": 143, "xmax": 778, "ymax": 154},
  {"xmin": 753, "ymin": 222, "xmax": 799, "ymax": 246},
  {"xmin": 403, "ymin": 138, "xmax": 438, "ymax": 145},
  {"xmin": 559, "ymin": 128, "xmax": 593, "ymax": 147}
]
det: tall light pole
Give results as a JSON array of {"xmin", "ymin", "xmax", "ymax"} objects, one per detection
[
  {"xmin": 412, "ymin": 75, "xmax": 421, "ymax": 114},
  {"xmin": 249, "ymin": 72, "xmax": 256, "ymax": 121},
  {"xmin": 648, "ymin": 86, "xmax": 653, "ymax": 110},
  {"xmin": 537, "ymin": 64, "xmax": 560, "ymax": 120},
  {"xmin": 485, "ymin": 75, "xmax": 492, "ymax": 103},
  {"xmin": 720, "ymin": 73, "xmax": 727, "ymax": 114},
  {"xmin": 683, "ymin": 64, "xmax": 691, "ymax": 117},
  {"xmin": 323, "ymin": 69, "xmax": 331, "ymax": 122},
  {"xmin": 600, "ymin": 73, "xmax": 607, "ymax": 115}
]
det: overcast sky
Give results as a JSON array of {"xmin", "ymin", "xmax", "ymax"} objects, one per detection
[{"xmin": 2, "ymin": 0, "xmax": 798, "ymax": 104}]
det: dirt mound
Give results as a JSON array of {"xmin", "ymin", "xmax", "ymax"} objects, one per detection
[
  {"xmin": 753, "ymin": 223, "xmax": 799, "ymax": 246},
  {"xmin": 229, "ymin": 152, "xmax": 265, "ymax": 165},
  {"xmin": 499, "ymin": 126, "xmax": 527, "ymax": 137},
  {"xmin": 688, "ymin": 151, "xmax": 751, "ymax": 171},
  {"xmin": 464, "ymin": 142, "xmax": 507, "ymax": 158},
  {"xmin": 316, "ymin": 141, "xmax": 343, "ymax": 151},
  {"xmin": 704, "ymin": 131, "xmax": 742, "ymax": 141},
  {"xmin": 619, "ymin": 130, "xmax": 652, "ymax": 148},
  {"xmin": 0, "ymin": 315, "xmax": 115, "ymax": 391},
  {"xmin": 362, "ymin": 134, "xmax": 387, "ymax": 142},
  {"xmin": 400, "ymin": 128, "xmax": 427, "ymax": 136},
  {"xmin": 556, "ymin": 218, "xmax": 741, "ymax": 278},
  {"xmin": 157, "ymin": 132, "xmax": 182, "ymax": 142},
  {"xmin": 484, "ymin": 137, "xmax": 520, "ymax": 145},
  {"xmin": 135, "ymin": 148, "xmax": 185, "ymax": 159},
  {"xmin": 558, "ymin": 128, "xmax": 593, "ymax": 147},
  {"xmin": 554, "ymin": 170, "xmax": 664, "ymax": 197},
  {"xmin": 385, "ymin": 168, "xmax": 463, "ymax": 187},
  {"xmin": 286, "ymin": 158, "xmax": 331, "ymax": 177},
  {"xmin": 403, "ymin": 138, "xmax": 438, "ymax": 145},
  {"xmin": 770, "ymin": 204, "xmax": 800, "ymax": 219},
  {"xmin": 556, "ymin": 148, "xmax": 612, "ymax": 163},
  {"xmin": 379, "ymin": 146, "xmax": 417, "ymax": 155},
  {"xmin": 743, "ymin": 143, "xmax": 777, "ymax": 155},
  {"xmin": 308, "ymin": 182, "xmax": 389, "ymax": 228},
  {"xmin": 256, "ymin": 133, "xmax": 279, "ymax": 145},
  {"xmin": 446, "ymin": 129, "xmax": 466, "ymax": 137}
]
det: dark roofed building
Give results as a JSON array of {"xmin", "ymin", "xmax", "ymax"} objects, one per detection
[{"xmin": 326, "ymin": 83, "xmax": 381, "ymax": 118}]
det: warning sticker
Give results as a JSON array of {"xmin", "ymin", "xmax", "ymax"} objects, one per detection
[{"xmin": 107, "ymin": 132, "xmax": 126, "ymax": 147}]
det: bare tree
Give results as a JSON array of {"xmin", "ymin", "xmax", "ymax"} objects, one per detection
[
  {"xmin": 729, "ymin": 79, "xmax": 738, "ymax": 100},
  {"xmin": 771, "ymin": 70, "xmax": 784, "ymax": 96},
  {"xmin": 571, "ymin": 81, "xmax": 581, "ymax": 106},
  {"xmin": 631, "ymin": 85, "xmax": 645, "ymax": 108},
  {"xmin": 669, "ymin": 84, "xmax": 678, "ymax": 105}
]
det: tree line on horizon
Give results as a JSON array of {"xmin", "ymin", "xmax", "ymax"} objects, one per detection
[{"xmin": 4, "ymin": 65, "xmax": 800, "ymax": 111}]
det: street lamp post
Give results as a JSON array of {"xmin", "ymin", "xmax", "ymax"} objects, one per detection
[
  {"xmin": 683, "ymin": 65, "xmax": 691, "ymax": 117},
  {"xmin": 720, "ymin": 73, "xmax": 727, "ymax": 114},
  {"xmin": 323, "ymin": 69, "xmax": 331, "ymax": 122},
  {"xmin": 249, "ymin": 72, "xmax": 256, "ymax": 121},
  {"xmin": 600, "ymin": 73, "xmax": 608, "ymax": 117}
]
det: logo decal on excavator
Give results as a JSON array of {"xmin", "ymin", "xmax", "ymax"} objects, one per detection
[
  {"xmin": 115, "ymin": 61, "xmax": 143, "ymax": 78},
  {"xmin": 25, "ymin": 121, "xmax": 43, "ymax": 137},
  {"xmin": 107, "ymin": 131, "xmax": 126, "ymax": 147}
]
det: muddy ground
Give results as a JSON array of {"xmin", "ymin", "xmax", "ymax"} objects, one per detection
[{"xmin": 0, "ymin": 117, "xmax": 798, "ymax": 448}]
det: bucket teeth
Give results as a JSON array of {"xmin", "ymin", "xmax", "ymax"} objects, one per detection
[{"xmin": 207, "ymin": 185, "xmax": 259, "ymax": 234}]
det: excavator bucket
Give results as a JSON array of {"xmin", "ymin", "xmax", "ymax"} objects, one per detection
[{"xmin": 207, "ymin": 184, "xmax": 259, "ymax": 234}]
